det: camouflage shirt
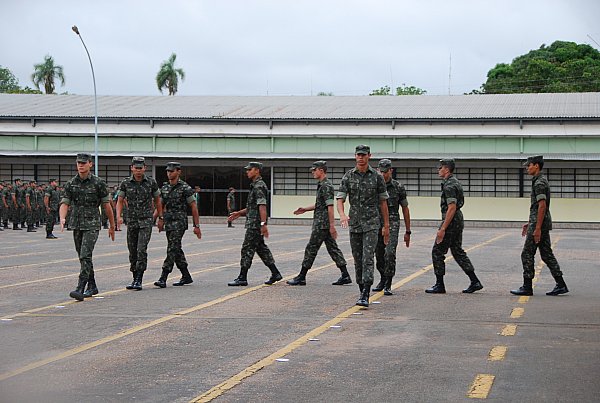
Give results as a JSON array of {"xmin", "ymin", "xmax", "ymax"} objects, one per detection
[
  {"xmin": 529, "ymin": 173, "xmax": 552, "ymax": 231},
  {"xmin": 118, "ymin": 174, "xmax": 160, "ymax": 227},
  {"xmin": 45, "ymin": 185, "xmax": 61, "ymax": 210},
  {"xmin": 245, "ymin": 176, "xmax": 268, "ymax": 230},
  {"xmin": 313, "ymin": 178, "xmax": 335, "ymax": 230},
  {"xmin": 61, "ymin": 173, "xmax": 110, "ymax": 230},
  {"xmin": 25, "ymin": 186, "xmax": 36, "ymax": 208},
  {"xmin": 227, "ymin": 190, "xmax": 236, "ymax": 212},
  {"xmin": 440, "ymin": 174, "xmax": 465, "ymax": 231},
  {"xmin": 336, "ymin": 165, "xmax": 389, "ymax": 233},
  {"xmin": 11, "ymin": 186, "xmax": 24, "ymax": 207},
  {"xmin": 379, "ymin": 178, "xmax": 408, "ymax": 225},
  {"xmin": 160, "ymin": 179, "xmax": 195, "ymax": 231}
]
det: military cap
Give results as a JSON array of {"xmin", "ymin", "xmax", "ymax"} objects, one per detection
[
  {"xmin": 29, "ymin": 180, "xmax": 36, "ymax": 184},
  {"xmin": 49, "ymin": 178, "xmax": 57, "ymax": 183},
  {"xmin": 523, "ymin": 155, "xmax": 544, "ymax": 166},
  {"xmin": 355, "ymin": 144, "xmax": 371, "ymax": 155},
  {"xmin": 165, "ymin": 162, "xmax": 181, "ymax": 171},
  {"xmin": 76, "ymin": 152, "xmax": 93, "ymax": 162},
  {"xmin": 132, "ymin": 156, "xmax": 146, "ymax": 167},
  {"xmin": 244, "ymin": 161, "xmax": 263, "ymax": 170},
  {"xmin": 438, "ymin": 158, "xmax": 456, "ymax": 170},
  {"xmin": 310, "ymin": 160, "xmax": 327, "ymax": 171},
  {"xmin": 14, "ymin": 178, "xmax": 21, "ymax": 183},
  {"xmin": 378, "ymin": 159, "xmax": 393, "ymax": 172}
]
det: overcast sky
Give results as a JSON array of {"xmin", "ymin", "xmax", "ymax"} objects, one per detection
[{"xmin": 2, "ymin": 0, "xmax": 599, "ymax": 97}]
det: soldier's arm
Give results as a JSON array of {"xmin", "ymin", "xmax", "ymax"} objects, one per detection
[
  {"xmin": 327, "ymin": 204, "xmax": 338, "ymax": 239},
  {"xmin": 44, "ymin": 195, "xmax": 50, "ymax": 210},
  {"xmin": 534, "ymin": 199, "xmax": 546, "ymax": 244},
  {"xmin": 116, "ymin": 195, "xmax": 125, "ymax": 225},
  {"xmin": 294, "ymin": 204, "xmax": 315, "ymax": 215},
  {"xmin": 259, "ymin": 204, "xmax": 269, "ymax": 238},
  {"xmin": 103, "ymin": 202, "xmax": 116, "ymax": 241},
  {"xmin": 26, "ymin": 193, "xmax": 31, "ymax": 210},
  {"xmin": 188, "ymin": 198, "xmax": 202, "ymax": 239},
  {"xmin": 440, "ymin": 203, "xmax": 456, "ymax": 231}
]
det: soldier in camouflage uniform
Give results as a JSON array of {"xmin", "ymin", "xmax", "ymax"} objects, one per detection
[
  {"xmin": 25, "ymin": 181, "xmax": 38, "ymax": 232},
  {"xmin": 373, "ymin": 159, "xmax": 412, "ymax": 296},
  {"xmin": 60, "ymin": 153, "xmax": 115, "ymax": 301},
  {"xmin": 154, "ymin": 162, "xmax": 202, "ymax": 288},
  {"xmin": 227, "ymin": 161, "xmax": 282, "ymax": 286},
  {"xmin": 0, "ymin": 182, "xmax": 7, "ymax": 231},
  {"xmin": 511, "ymin": 155, "xmax": 568, "ymax": 296},
  {"xmin": 3, "ymin": 182, "xmax": 12, "ymax": 229},
  {"xmin": 117, "ymin": 157, "xmax": 163, "ymax": 291},
  {"xmin": 287, "ymin": 160, "xmax": 351, "ymax": 286},
  {"xmin": 44, "ymin": 178, "xmax": 61, "ymax": 239},
  {"xmin": 226, "ymin": 187, "xmax": 236, "ymax": 228},
  {"xmin": 11, "ymin": 179, "xmax": 24, "ymax": 230},
  {"xmin": 337, "ymin": 145, "xmax": 390, "ymax": 307},
  {"xmin": 427, "ymin": 159, "xmax": 482, "ymax": 294}
]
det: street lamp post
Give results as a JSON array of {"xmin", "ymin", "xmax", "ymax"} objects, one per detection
[{"xmin": 72, "ymin": 25, "xmax": 99, "ymax": 176}]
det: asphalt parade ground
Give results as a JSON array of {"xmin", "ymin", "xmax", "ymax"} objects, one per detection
[{"xmin": 0, "ymin": 224, "xmax": 598, "ymax": 402}]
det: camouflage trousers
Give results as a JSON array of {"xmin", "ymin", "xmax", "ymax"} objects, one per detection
[
  {"xmin": 301, "ymin": 228, "xmax": 347, "ymax": 271},
  {"xmin": 46, "ymin": 209, "xmax": 58, "ymax": 234},
  {"xmin": 162, "ymin": 229, "xmax": 188, "ymax": 273},
  {"xmin": 127, "ymin": 225, "xmax": 153, "ymax": 273},
  {"xmin": 13, "ymin": 206, "xmax": 24, "ymax": 224},
  {"xmin": 349, "ymin": 229, "xmax": 378, "ymax": 285},
  {"xmin": 521, "ymin": 228, "xmax": 562, "ymax": 279},
  {"xmin": 240, "ymin": 228, "xmax": 275, "ymax": 271},
  {"xmin": 432, "ymin": 228, "xmax": 475, "ymax": 276},
  {"xmin": 376, "ymin": 221, "xmax": 400, "ymax": 279},
  {"xmin": 26, "ymin": 208, "xmax": 35, "ymax": 226},
  {"xmin": 73, "ymin": 229, "xmax": 100, "ymax": 281}
]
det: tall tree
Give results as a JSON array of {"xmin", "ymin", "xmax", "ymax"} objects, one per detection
[
  {"xmin": 31, "ymin": 55, "xmax": 65, "ymax": 94},
  {"xmin": 156, "ymin": 53, "xmax": 185, "ymax": 95},
  {"xmin": 0, "ymin": 65, "xmax": 20, "ymax": 93},
  {"xmin": 479, "ymin": 41, "xmax": 600, "ymax": 94}
]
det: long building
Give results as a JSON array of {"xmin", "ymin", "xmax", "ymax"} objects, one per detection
[{"xmin": 1, "ymin": 93, "xmax": 599, "ymax": 223}]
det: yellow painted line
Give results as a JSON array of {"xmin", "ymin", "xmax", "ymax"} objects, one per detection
[
  {"xmin": 518, "ymin": 296, "xmax": 530, "ymax": 304},
  {"xmin": 500, "ymin": 324, "xmax": 517, "ymax": 336},
  {"xmin": 510, "ymin": 307, "xmax": 524, "ymax": 318},
  {"xmin": 467, "ymin": 374, "xmax": 495, "ymax": 399},
  {"xmin": 191, "ymin": 232, "xmax": 510, "ymax": 402},
  {"xmin": 488, "ymin": 346, "xmax": 508, "ymax": 361}
]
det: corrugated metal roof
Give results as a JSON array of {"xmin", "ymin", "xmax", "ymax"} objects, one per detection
[{"xmin": 1, "ymin": 93, "xmax": 599, "ymax": 121}]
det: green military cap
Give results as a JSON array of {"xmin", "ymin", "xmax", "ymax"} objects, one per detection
[
  {"xmin": 378, "ymin": 159, "xmax": 393, "ymax": 172},
  {"xmin": 14, "ymin": 178, "xmax": 21, "ymax": 183},
  {"xmin": 165, "ymin": 162, "xmax": 181, "ymax": 171},
  {"xmin": 310, "ymin": 160, "xmax": 327, "ymax": 171},
  {"xmin": 132, "ymin": 156, "xmax": 146, "ymax": 167},
  {"xmin": 76, "ymin": 152, "xmax": 93, "ymax": 162},
  {"xmin": 244, "ymin": 161, "xmax": 263, "ymax": 170},
  {"xmin": 49, "ymin": 178, "xmax": 57, "ymax": 183},
  {"xmin": 29, "ymin": 180, "xmax": 36, "ymax": 184},
  {"xmin": 523, "ymin": 155, "xmax": 544, "ymax": 166},
  {"xmin": 355, "ymin": 144, "xmax": 371, "ymax": 155},
  {"xmin": 438, "ymin": 158, "xmax": 456, "ymax": 170}
]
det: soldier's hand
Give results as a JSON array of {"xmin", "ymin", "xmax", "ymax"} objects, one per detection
[
  {"xmin": 293, "ymin": 207, "xmax": 306, "ymax": 215},
  {"xmin": 533, "ymin": 227, "xmax": 541, "ymax": 244},
  {"xmin": 330, "ymin": 226, "xmax": 337, "ymax": 240},
  {"xmin": 108, "ymin": 226, "xmax": 115, "ymax": 241},
  {"xmin": 404, "ymin": 232, "xmax": 411, "ymax": 247},
  {"xmin": 261, "ymin": 224, "xmax": 269, "ymax": 238},
  {"xmin": 118, "ymin": 217, "xmax": 123, "ymax": 226},
  {"xmin": 436, "ymin": 228, "xmax": 445, "ymax": 244},
  {"xmin": 194, "ymin": 226, "xmax": 202, "ymax": 239},
  {"xmin": 521, "ymin": 224, "xmax": 528, "ymax": 237},
  {"xmin": 228, "ymin": 211, "xmax": 240, "ymax": 222},
  {"xmin": 340, "ymin": 215, "xmax": 349, "ymax": 229},
  {"xmin": 382, "ymin": 226, "xmax": 390, "ymax": 245}
]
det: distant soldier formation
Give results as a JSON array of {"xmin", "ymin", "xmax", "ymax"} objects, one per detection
[{"xmin": 1, "ymin": 148, "xmax": 568, "ymax": 303}]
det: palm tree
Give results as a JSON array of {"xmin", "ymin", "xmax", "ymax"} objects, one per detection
[
  {"xmin": 31, "ymin": 55, "xmax": 65, "ymax": 94},
  {"xmin": 156, "ymin": 53, "xmax": 185, "ymax": 95}
]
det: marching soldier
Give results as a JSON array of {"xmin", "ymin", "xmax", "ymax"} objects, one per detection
[
  {"xmin": 287, "ymin": 160, "xmax": 351, "ymax": 286},
  {"xmin": 44, "ymin": 178, "xmax": 60, "ymax": 239},
  {"xmin": 227, "ymin": 161, "xmax": 282, "ymax": 286},
  {"xmin": 154, "ymin": 162, "xmax": 201, "ymax": 288},
  {"xmin": 117, "ymin": 157, "xmax": 163, "ymax": 291},
  {"xmin": 373, "ymin": 159, "xmax": 411, "ymax": 295},
  {"xmin": 25, "ymin": 180, "xmax": 38, "ymax": 232},
  {"xmin": 60, "ymin": 153, "xmax": 115, "ymax": 301},
  {"xmin": 11, "ymin": 179, "xmax": 24, "ymax": 230},
  {"xmin": 226, "ymin": 187, "xmax": 236, "ymax": 228},
  {"xmin": 427, "ymin": 159, "xmax": 482, "ymax": 294},
  {"xmin": 337, "ymin": 145, "xmax": 390, "ymax": 307},
  {"xmin": 511, "ymin": 155, "xmax": 568, "ymax": 296}
]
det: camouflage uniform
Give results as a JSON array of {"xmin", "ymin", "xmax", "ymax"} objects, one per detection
[
  {"xmin": 521, "ymin": 173, "xmax": 562, "ymax": 279},
  {"xmin": 376, "ymin": 178, "xmax": 408, "ymax": 279},
  {"xmin": 118, "ymin": 174, "xmax": 160, "ymax": 275},
  {"xmin": 300, "ymin": 178, "xmax": 347, "ymax": 271},
  {"xmin": 45, "ymin": 184, "xmax": 61, "ymax": 235},
  {"xmin": 61, "ymin": 173, "xmax": 110, "ymax": 282},
  {"xmin": 337, "ymin": 166, "xmax": 388, "ymax": 286},
  {"xmin": 0, "ymin": 184, "xmax": 7, "ymax": 229},
  {"xmin": 25, "ymin": 184, "xmax": 36, "ymax": 230},
  {"xmin": 431, "ymin": 174, "xmax": 475, "ymax": 276},
  {"xmin": 227, "ymin": 190, "xmax": 236, "ymax": 214},
  {"xmin": 160, "ymin": 178, "xmax": 194, "ymax": 274},
  {"xmin": 11, "ymin": 182, "xmax": 24, "ymax": 229}
]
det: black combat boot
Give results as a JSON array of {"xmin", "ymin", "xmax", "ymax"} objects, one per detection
[
  {"xmin": 264, "ymin": 264, "xmax": 283, "ymax": 285},
  {"xmin": 228, "ymin": 268, "xmax": 249, "ymax": 286},
  {"xmin": 546, "ymin": 276, "xmax": 569, "ymax": 296},
  {"xmin": 287, "ymin": 267, "xmax": 308, "ymax": 286},
  {"xmin": 425, "ymin": 275, "xmax": 446, "ymax": 294},
  {"xmin": 83, "ymin": 275, "xmax": 99, "ymax": 298},
  {"xmin": 372, "ymin": 276, "xmax": 387, "ymax": 292},
  {"xmin": 510, "ymin": 277, "xmax": 533, "ymax": 296},
  {"xmin": 27, "ymin": 224, "xmax": 36, "ymax": 232},
  {"xmin": 46, "ymin": 231, "xmax": 57, "ymax": 239},
  {"xmin": 463, "ymin": 272, "xmax": 483, "ymax": 293},
  {"xmin": 154, "ymin": 270, "xmax": 170, "ymax": 288},
  {"xmin": 70, "ymin": 277, "xmax": 87, "ymax": 301},
  {"xmin": 332, "ymin": 267, "xmax": 352, "ymax": 285},
  {"xmin": 173, "ymin": 267, "xmax": 193, "ymax": 286},
  {"xmin": 228, "ymin": 221, "xmax": 233, "ymax": 228},
  {"xmin": 13, "ymin": 223, "xmax": 21, "ymax": 230},
  {"xmin": 131, "ymin": 271, "xmax": 144, "ymax": 291},
  {"xmin": 384, "ymin": 276, "xmax": 394, "ymax": 295},
  {"xmin": 125, "ymin": 271, "xmax": 137, "ymax": 290},
  {"xmin": 356, "ymin": 284, "xmax": 371, "ymax": 307}
]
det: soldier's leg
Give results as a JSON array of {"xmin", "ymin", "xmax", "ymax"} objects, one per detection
[
  {"xmin": 520, "ymin": 230, "xmax": 538, "ymax": 280},
  {"xmin": 361, "ymin": 229, "xmax": 378, "ymax": 287},
  {"xmin": 255, "ymin": 231, "xmax": 282, "ymax": 284},
  {"xmin": 538, "ymin": 231, "xmax": 568, "ymax": 295},
  {"xmin": 162, "ymin": 230, "xmax": 177, "ymax": 273},
  {"xmin": 79, "ymin": 229, "xmax": 100, "ymax": 280},
  {"xmin": 229, "ymin": 229, "xmax": 258, "ymax": 285},
  {"xmin": 384, "ymin": 223, "xmax": 400, "ymax": 279},
  {"xmin": 300, "ymin": 229, "xmax": 326, "ymax": 272},
  {"xmin": 171, "ymin": 229, "xmax": 188, "ymax": 271},
  {"xmin": 127, "ymin": 226, "xmax": 140, "ymax": 273},
  {"xmin": 323, "ymin": 232, "xmax": 348, "ymax": 269},
  {"xmin": 45, "ymin": 209, "xmax": 55, "ymax": 235},
  {"xmin": 375, "ymin": 230, "xmax": 386, "ymax": 278},
  {"xmin": 136, "ymin": 226, "xmax": 153, "ymax": 273},
  {"xmin": 427, "ymin": 231, "xmax": 451, "ymax": 293},
  {"xmin": 449, "ymin": 230, "xmax": 476, "ymax": 275},
  {"xmin": 350, "ymin": 232, "xmax": 364, "ymax": 287}
]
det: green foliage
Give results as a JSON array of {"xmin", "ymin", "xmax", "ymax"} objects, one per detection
[
  {"xmin": 156, "ymin": 53, "xmax": 185, "ymax": 95},
  {"xmin": 480, "ymin": 41, "xmax": 600, "ymax": 93},
  {"xmin": 370, "ymin": 84, "xmax": 427, "ymax": 96},
  {"xmin": 0, "ymin": 66, "xmax": 20, "ymax": 93},
  {"xmin": 31, "ymin": 55, "xmax": 65, "ymax": 94},
  {"xmin": 317, "ymin": 91, "xmax": 334, "ymax": 96}
]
